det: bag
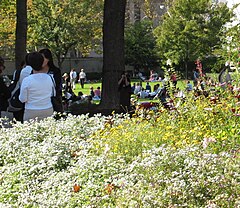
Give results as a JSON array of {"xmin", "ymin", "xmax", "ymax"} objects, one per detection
[
  {"xmin": 49, "ymin": 75, "xmax": 63, "ymax": 112},
  {"xmin": 7, "ymin": 69, "xmax": 24, "ymax": 112},
  {"xmin": 51, "ymin": 96, "xmax": 63, "ymax": 112},
  {"xmin": 8, "ymin": 88, "xmax": 24, "ymax": 112}
]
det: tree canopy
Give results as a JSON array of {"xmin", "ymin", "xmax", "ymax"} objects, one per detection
[
  {"xmin": 125, "ymin": 20, "xmax": 159, "ymax": 72},
  {"xmin": 154, "ymin": 0, "xmax": 235, "ymax": 73},
  {"xmin": 28, "ymin": 0, "xmax": 103, "ymax": 68}
]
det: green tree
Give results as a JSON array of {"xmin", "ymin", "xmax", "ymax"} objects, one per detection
[
  {"xmin": 125, "ymin": 20, "xmax": 159, "ymax": 72},
  {"xmin": 0, "ymin": 0, "xmax": 16, "ymax": 58},
  {"xmin": 154, "ymin": 0, "xmax": 234, "ymax": 77},
  {"xmin": 28, "ymin": 0, "xmax": 103, "ymax": 68}
]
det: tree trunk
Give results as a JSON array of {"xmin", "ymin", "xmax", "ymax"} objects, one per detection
[
  {"xmin": 15, "ymin": 0, "xmax": 27, "ymax": 70},
  {"xmin": 99, "ymin": 0, "xmax": 126, "ymax": 112}
]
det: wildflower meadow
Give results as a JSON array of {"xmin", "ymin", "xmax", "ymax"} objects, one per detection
[{"xmin": 0, "ymin": 78, "xmax": 240, "ymax": 207}]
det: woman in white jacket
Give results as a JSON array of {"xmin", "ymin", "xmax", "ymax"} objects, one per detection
[{"xmin": 19, "ymin": 52, "xmax": 55, "ymax": 122}]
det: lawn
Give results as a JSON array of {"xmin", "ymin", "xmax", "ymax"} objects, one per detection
[{"xmin": 73, "ymin": 79, "xmax": 189, "ymax": 96}]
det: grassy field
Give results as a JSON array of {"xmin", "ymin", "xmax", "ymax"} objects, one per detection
[{"xmin": 73, "ymin": 79, "xmax": 189, "ymax": 96}]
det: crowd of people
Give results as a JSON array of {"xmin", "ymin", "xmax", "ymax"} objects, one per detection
[
  {"xmin": 0, "ymin": 49, "xmax": 97, "ymax": 123},
  {"xmin": 0, "ymin": 49, "xmax": 63, "ymax": 123},
  {"xmin": 0, "ymin": 54, "xmax": 237, "ymax": 123}
]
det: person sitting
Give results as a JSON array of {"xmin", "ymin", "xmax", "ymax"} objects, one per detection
[
  {"xmin": 137, "ymin": 88, "xmax": 149, "ymax": 99},
  {"xmin": 170, "ymin": 72, "xmax": 177, "ymax": 88},
  {"xmin": 76, "ymin": 91, "xmax": 84, "ymax": 101},
  {"xmin": 149, "ymin": 83, "xmax": 161, "ymax": 99},
  {"xmin": 89, "ymin": 86, "xmax": 94, "ymax": 98},
  {"xmin": 131, "ymin": 83, "xmax": 136, "ymax": 94},
  {"xmin": 145, "ymin": 82, "xmax": 151, "ymax": 92},
  {"xmin": 93, "ymin": 86, "xmax": 101, "ymax": 100},
  {"xmin": 137, "ymin": 71, "xmax": 146, "ymax": 81},
  {"xmin": 149, "ymin": 70, "xmax": 158, "ymax": 82},
  {"xmin": 186, "ymin": 81, "xmax": 193, "ymax": 92},
  {"xmin": 134, "ymin": 82, "xmax": 142, "ymax": 95}
]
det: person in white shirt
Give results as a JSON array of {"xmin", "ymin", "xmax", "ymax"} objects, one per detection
[
  {"xmin": 69, "ymin": 68, "xmax": 77, "ymax": 90},
  {"xmin": 19, "ymin": 54, "xmax": 32, "ymax": 85},
  {"xmin": 19, "ymin": 52, "xmax": 55, "ymax": 122},
  {"xmin": 78, "ymin": 68, "xmax": 86, "ymax": 88},
  {"xmin": 134, "ymin": 82, "xmax": 142, "ymax": 95},
  {"xmin": 137, "ymin": 88, "xmax": 149, "ymax": 99},
  {"xmin": 11, "ymin": 54, "xmax": 32, "ymax": 123}
]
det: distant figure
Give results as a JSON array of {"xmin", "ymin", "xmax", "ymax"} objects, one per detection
[
  {"xmin": 131, "ymin": 83, "xmax": 136, "ymax": 94},
  {"xmin": 149, "ymin": 70, "xmax": 158, "ymax": 82},
  {"xmin": 186, "ymin": 80, "xmax": 193, "ymax": 92},
  {"xmin": 134, "ymin": 82, "xmax": 142, "ymax": 95},
  {"xmin": 94, "ymin": 87, "xmax": 101, "ymax": 97},
  {"xmin": 89, "ymin": 86, "xmax": 94, "ymax": 98},
  {"xmin": 195, "ymin": 59, "xmax": 203, "ymax": 77},
  {"xmin": 138, "ymin": 88, "xmax": 149, "ymax": 99},
  {"xmin": 170, "ymin": 72, "xmax": 177, "ymax": 88},
  {"xmin": 62, "ymin": 73, "xmax": 71, "ymax": 97},
  {"xmin": 193, "ymin": 69, "xmax": 199, "ymax": 86},
  {"xmin": 70, "ymin": 68, "xmax": 77, "ymax": 90},
  {"xmin": 19, "ymin": 52, "xmax": 54, "ymax": 122},
  {"xmin": 93, "ymin": 86, "xmax": 101, "ymax": 100},
  {"xmin": 118, "ymin": 72, "xmax": 131, "ymax": 112},
  {"xmin": 0, "ymin": 57, "xmax": 11, "ymax": 118},
  {"xmin": 145, "ymin": 82, "xmax": 151, "ymax": 92},
  {"xmin": 137, "ymin": 71, "xmax": 146, "ymax": 81},
  {"xmin": 79, "ymin": 68, "xmax": 86, "ymax": 88}
]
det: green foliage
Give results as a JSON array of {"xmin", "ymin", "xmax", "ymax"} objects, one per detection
[
  {"xmin": 216, "ymin": 23, "xmax": 240, "ymax": 68},
  {"xmin": 125, "ymin": 20, "xmax": 159, "ymax": 71},
  {"xmin": 0, "ymin": 0, "xmax": 16, "ymax": 58},
  {"xmin": 28, "ymin": 0, "xmax": 103, "ymax": 68},
  {"xmin": 154, "ymin": 0, "xmax": 234, "ymax": 68}
]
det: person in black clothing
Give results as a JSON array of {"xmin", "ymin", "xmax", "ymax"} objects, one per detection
[
  {"xmin": 62, "ymin": 73, "xmax": 71, "ymax": 95},
  {"xmin": 118, "ymin": 72, "xmax": 131, "ymax": 112},
  {"xmin": 39, "ymin": 48, "xmax": 64, "ymax": 113},
  {"xmin": 0, "ymin": 57, "xmax": 11, "ymax": 117}
]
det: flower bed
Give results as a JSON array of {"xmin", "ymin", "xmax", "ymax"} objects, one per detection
[{"xmin": 0, "ymin": 85, "xmax": 240, "ymax": 207}]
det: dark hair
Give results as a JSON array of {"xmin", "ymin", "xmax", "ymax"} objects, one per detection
[
  {"xmin": 25, "ymin": 53, "xmax": 30, "ymax": 65},
  {"xmin": 39, "ymin": 48, "xmax": 57, "ymax": 69},
  {"xmin": 27, "ymin": 52, "xmax": 44, "ymax": 71},
  {"xmin": 0, "ymin": 56, "xmax": 4, "ymax": 66}
]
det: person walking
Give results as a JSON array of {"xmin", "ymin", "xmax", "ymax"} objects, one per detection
[
  {"xmin": 79, "ymin": 68, "xmax": 86, "ymax": 88},
  {"xmin": 19, "ymin": 52, "xmax": 54, "ymax": 122},
  {"xmin": 70, "ymin": 68, "xmax": 77, "ymax": 90}
]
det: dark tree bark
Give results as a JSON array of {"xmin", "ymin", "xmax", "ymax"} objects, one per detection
[
  {"xmin": 99, "ymin": 0, "xmax": 127, "ymax": 111},
  {"xmin": 15, "ymin": 0, "xmax": 27, "ymax": 70}
]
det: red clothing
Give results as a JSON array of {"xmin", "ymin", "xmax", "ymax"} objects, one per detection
[{"xmin": 170, "ymin": 74, "xmax": 177, "ymax": 81}]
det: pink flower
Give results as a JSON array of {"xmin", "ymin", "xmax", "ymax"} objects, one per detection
[{"xmin": 202, "ymin": 137, "xmax": 216, "ymax": 149}]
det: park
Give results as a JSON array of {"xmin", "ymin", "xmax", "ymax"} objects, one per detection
[{"xmin": 0, "ymin": 0, "xmax": 240, "ymax": 207}]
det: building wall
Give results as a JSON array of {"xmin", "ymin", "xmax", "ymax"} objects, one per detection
[
  {"xmin": 3, "ymin": 57, "xmax": 104, "ymax": 76},
  {"xmin": 3, "ymin": 57, "xmax": 134, "ymax": 77}
]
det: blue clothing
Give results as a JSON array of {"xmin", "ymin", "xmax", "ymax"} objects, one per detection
[
  {"xmin": 193, "ymin": 71, "xmax": 199, "ymax": 80},
  {"xmin": 186, "ymin": 83, "xmax": 193, "ymax": 91}
]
